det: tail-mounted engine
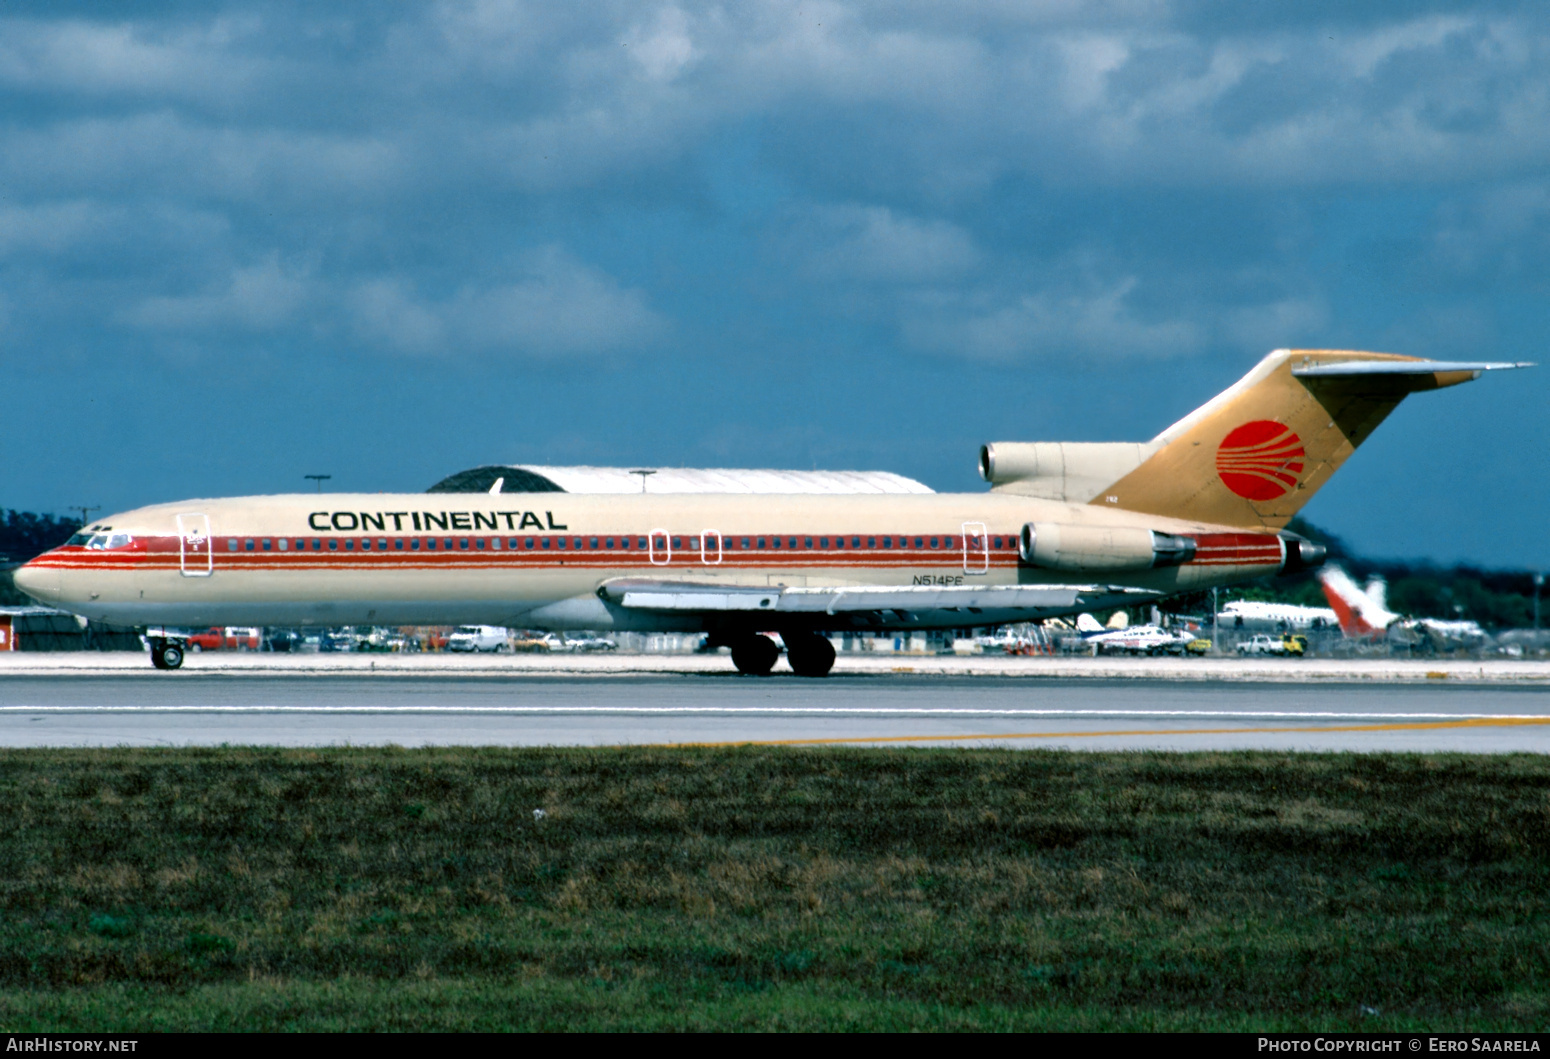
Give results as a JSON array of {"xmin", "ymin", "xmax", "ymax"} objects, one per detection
[
  {"xmin": 1019, "ymin": 522, "xmax": 1196, "ymax": 572},
  {"xmin": 1277, "ymin": 532, "xmax": 1327, "ymax": 575}
]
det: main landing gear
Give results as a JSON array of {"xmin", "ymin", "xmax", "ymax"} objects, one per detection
[
  {"xmin": 731, "ymin": 635, "xmax": 781, "ymax": 676},
  {"xmin": 728, "ymin": 633, "xmax": 837, "ymax": 677},
  {"xmin": 149, "ymin": 637, "xmax": 185, "ymax": 670}
]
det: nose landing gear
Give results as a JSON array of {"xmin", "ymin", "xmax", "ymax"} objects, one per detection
[{"xmin": 149, "ymin": 638, "xmax": 185, "ymax": 670}]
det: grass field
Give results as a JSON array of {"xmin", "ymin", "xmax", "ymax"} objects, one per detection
[{"xmin": 0, "ymin": 747, "xmax": 1547, "ymax": 1031}]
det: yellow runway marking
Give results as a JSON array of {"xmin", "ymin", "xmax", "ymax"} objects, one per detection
[{"xmin": 660, "ymin": 715, "xmax": 1550, "ymax": 748}]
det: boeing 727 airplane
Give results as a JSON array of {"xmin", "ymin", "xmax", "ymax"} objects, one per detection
[{"xmin": 14, "ymin": 349, "xmax": 1529, "ymax": 675}]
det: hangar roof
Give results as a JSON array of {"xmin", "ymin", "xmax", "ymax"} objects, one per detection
[{"xmin": 427, "ymin": 465, "xmax": 935, "ymax": 495}]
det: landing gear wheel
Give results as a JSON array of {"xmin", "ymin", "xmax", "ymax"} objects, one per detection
[
  {"xmin": 786, "ymin": 633, "xmax": 837, "ymax": 678},
  {"xmin": 731, "ymin": 635, "xmax": 780, "ymax": 676},
  {"xmin": 151, "ymin": 641, "xmax": 185, "ymax": 670}
]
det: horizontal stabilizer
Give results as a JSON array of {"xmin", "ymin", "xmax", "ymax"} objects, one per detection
[
  {"xmin": 600, "ymin": 579, "xmax": 1159, "ymax": 615},
  {"xmin": 1291, "ymin": 360, "xmax": 1532, "ymax": 377}
]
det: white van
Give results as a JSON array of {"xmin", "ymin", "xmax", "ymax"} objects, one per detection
[{"xmin": 446, "ymin": 625, "xmax": 510, "ymax": 652}]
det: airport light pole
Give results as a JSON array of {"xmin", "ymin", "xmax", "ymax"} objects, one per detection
[
  {"xmin": 70, "ymin": 505, "xmax": 100, "ymax": 529},
  {"xmin": 629, "ymin": 469, "xmax": 656, "ymax": 494},
  {"xmin": 1535, "ymin": 573, "xmax": 1544, "ymax": 631},
  {"xmin": 1211, "ymin": 587, "xmax": 1219, "ymax": 655},
  {"xmin": 304, "ymin": 475, "xmax": 331, "ymax": 493}
]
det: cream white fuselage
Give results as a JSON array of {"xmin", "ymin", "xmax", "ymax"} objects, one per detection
[{"xmin": 17, "ymin": 491, "xmax": 1286, "ymax": 632}]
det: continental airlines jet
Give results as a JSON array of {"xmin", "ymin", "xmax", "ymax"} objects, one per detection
[{"xmin": 14, "ymin": 350, "xmax": 1529, "ymax": 675}]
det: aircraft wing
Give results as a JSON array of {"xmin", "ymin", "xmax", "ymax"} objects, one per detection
[{"xmin": 600, "ymin": 579, "xmax": 1160, "ymax": 616}]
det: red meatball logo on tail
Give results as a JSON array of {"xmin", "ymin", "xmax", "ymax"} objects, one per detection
[{"xmin": 1216, "ymin": 421, "xmax": 1305, "ymax": 500}]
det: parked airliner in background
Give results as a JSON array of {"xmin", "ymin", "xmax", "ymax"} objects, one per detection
[
  {"xmin": 1218, "ymin": 599, "xmax": 1338, "ymax": 630},
  {"xmin": 1318, "ymin": 565, "xmax": 1489, "ymax": 650},
  {"xmin": 15, "ymin": 350, "xmax": 1528, "ymax": 675}
]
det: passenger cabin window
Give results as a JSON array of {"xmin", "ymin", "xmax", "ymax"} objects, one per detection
[
  {"xmin": 261, "ymin": 539, "xmax": 271, "ymax": 551},
  {"xmin": 540, "ymin": 538, "xmax": 549, "ymax": 549},
  {"xmin": 379, "ymin": 538, "xmax": 388, "ymax": 550},
  {"xmin": 834, "ymin": 537, "xmax": 844, "ymax": 549},
  {"xmin": 395, "ymin": 539, "xmax": 404, "ymax": 550},
  {"xmin": 411, "ymin": 539, "xmax": 420, "ymax": 550},
  {"xmin": 426, "ymin": 538, "xmax": 436, "ymax": 550},
  {"xmin": 279, "ymin": 539, "xmax": 289, "ymax": 551},
  {"xmin": 227, "ymin": 539, "xmax": 239, "ymax": 551},
  {"xmin": 475, "ymin": 538, "xmax": 485, "ymax": 550}
]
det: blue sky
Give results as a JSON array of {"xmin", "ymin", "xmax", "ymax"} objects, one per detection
[{"xmin": 2, "ymin": 1, "xmax": 1546, "ymax": 566}]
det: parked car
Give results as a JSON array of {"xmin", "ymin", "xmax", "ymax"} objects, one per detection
[
  {"xmin": 447, "ymin": 625, "xmax": 511, "ymax": 652},
  {"xmin": 185, "ymin": 626, "xmax": 262, "ymax": 651},
  {"xmin": 565, "ymin": 635, "xmax": 618, "ymax": 652},
  {"xmin": 1236, "ymin": 633, "xmax": 1307, "ymax": 657},
  {"xmin": 512, "ymin": 632, "xmax": 567, "ymax": 652}
]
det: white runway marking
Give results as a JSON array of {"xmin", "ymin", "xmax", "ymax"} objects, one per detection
[{"xmin": 2, "ymin": 705, "xmax": 1550, "ymax": 722}]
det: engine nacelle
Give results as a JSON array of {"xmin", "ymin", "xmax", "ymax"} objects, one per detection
[
  {"xmin": 1278, "ymin": 534, "xmax": 1328, "ymax": 574},
  {"xmin": 1019, "ymin": 522, "xmax": 1197, "ymax": 572}
]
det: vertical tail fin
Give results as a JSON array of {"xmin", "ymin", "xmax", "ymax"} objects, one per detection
[
  {"xmin": 1092, "ymin": 350, "xmax": 1525, "ymax": 529},
  {"xmin": 1318, "ymin": 565, "xmax": 1399, "ymax": 638}
]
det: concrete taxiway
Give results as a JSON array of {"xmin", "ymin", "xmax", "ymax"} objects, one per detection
[{"xmin": 0, "ymin": 654, "xmax": 1547, "ymax": 751}]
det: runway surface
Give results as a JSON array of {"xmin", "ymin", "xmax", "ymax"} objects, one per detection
[{"xmin": 1, "ymin": 671, "xmax": 1548, "ymax": 751}]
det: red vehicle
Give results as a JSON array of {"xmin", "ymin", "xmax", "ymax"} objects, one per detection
[{"xmin": 185, "ymin": 626, "xmax": 261, "ymax": 651}]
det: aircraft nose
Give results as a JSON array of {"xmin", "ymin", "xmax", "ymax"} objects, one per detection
[{"xmin": 12, "ymin": 559, "xmax": 60, "ymax": 605}]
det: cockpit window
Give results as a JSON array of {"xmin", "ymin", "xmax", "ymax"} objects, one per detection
[
  {"xmin": 66, "ymin": 533, "xmax": 91, "ymax": 546},
  {"xmin": 107, "ymin": 534, "xmax": 132, "ymax": 549},
  {"xmin": 86, "ymin": 534, "xmax": 109, "ymax": 549}
]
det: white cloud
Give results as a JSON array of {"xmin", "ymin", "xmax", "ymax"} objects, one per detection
[
  {"xmin": 0, "ymin": 16, "xmax": 266, "ymax": 101},
  {"xmin": 348, "ymin": 247, "xmax": 665, "ymax": 357},
  {"xmin": 809, "ymin": 205, "xmax": 979, "ymax": 282},
  {"xmin": 124, "ymin": 255, "xmax": 312, "ymax": 332},
  {"xmin": 346, "ymin": 278, "xmax": 447, "ymax": 355},
  {"xmin": 626, "ymin": 6, "xmax": 699, "ymax": 83},
  {"xmin": 904, "ymin": 276, "xmax": 1201, "ymax": 361}
]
